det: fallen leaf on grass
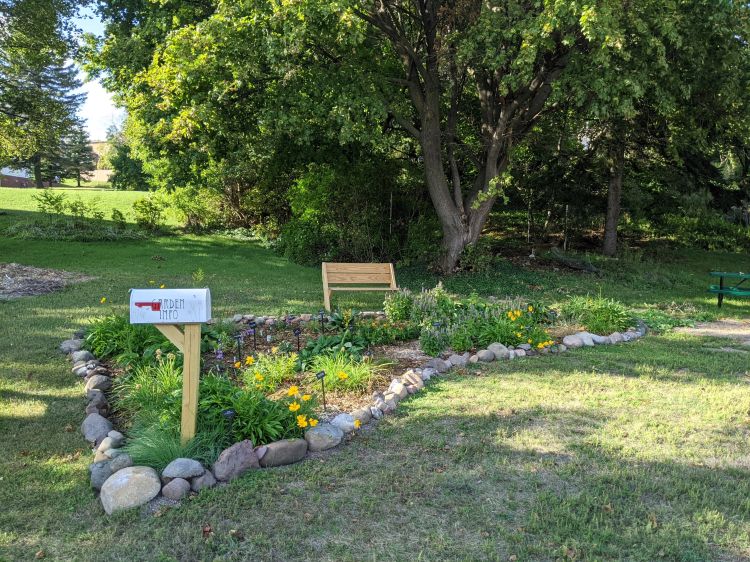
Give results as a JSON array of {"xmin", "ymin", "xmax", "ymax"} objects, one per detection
[
  {"xmin": 35, "ymin": 550, "xmax": 45, "ymax": 559},
  {"xmin": 229, "ymin": 529, "xmax": 244, "ymax": 541},
  {"xmin": 202, "ymin": 524, "xmax": 213, "ymax": 539}
]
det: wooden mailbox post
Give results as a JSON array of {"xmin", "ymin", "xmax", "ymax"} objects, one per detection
[{"xmin": 130, "ymin": 288, "xmax": 211, "ymax": 444}]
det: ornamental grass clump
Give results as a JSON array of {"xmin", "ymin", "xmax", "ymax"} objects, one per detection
[
  {"xmin": 558, "ymin": 295, "xmax": 633, "ymax": 334},
  {"xmin": 241, "ymin": 350, "xmax": 298, "ymax": 393},
  {"xmin": 308, "ymin": 351, "xmax": 387, "ymax": 392}
]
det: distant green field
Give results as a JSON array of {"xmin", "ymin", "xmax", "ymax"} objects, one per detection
[
  {"xmin": 59, "ymin": 178, "xmax": 112, "ymax": 189},
  {"xmin": 0, "ymin": 187, "xmax": 179, "ymax": 227}
]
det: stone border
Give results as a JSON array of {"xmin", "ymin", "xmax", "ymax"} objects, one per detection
[{"xmin": 60, "ymin": 319, "xmax": 647, "ymax": 515}]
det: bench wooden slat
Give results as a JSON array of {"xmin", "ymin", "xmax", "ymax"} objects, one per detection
[{"xmin": 322, "ymin": 262, "xmax": 397, "ymax": 311}]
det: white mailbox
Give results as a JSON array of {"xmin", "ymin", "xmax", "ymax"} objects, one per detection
[{"xmin": 129, "ymin": 288, "xmax": 212, "ymax": 324}]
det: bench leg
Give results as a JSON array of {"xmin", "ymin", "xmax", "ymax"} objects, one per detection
[
  {"xmin": 324, "ymin": 289, "xmax": 332, "ymax": 312},
  {"xmin": 718, "ymin": 292, "xmax": 724, "ymax": 308},
  {"xmin": 719, "ymin": 276, "xmax": 724, "ymax": 308}
]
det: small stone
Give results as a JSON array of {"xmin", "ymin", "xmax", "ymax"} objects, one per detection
[
  {"xmin": 420, "ymin": 368, "xmax": 437, "ymax": 380},
  {"xmin": 477, "ymin": 349, "xmax": 495, "ymax": 362},
  {"xmin": 85, "ymin": 375, "xmax": 112, "ymax": 393},
  {"xmin": 591, "ymin": 334, "xmax": 610, "ymax": 345},
  {"xmin": 370, "ymin": 407, "xmax": 384, "ymax": 419},
  {"xmin": 108, "ymin": 430, "xmax": 124, "ymax": 443},
  {"xmin": 562, "ymin": 335, "xmax": 583, "ymax": 348},
  {"xmin": 109, "ymin": 453, "xmax": 133, "ymax": 473},
  {"xmin": 71, "ymin": 350, "xmax": 94, "ymax": 363},
  {"xmin": 71, "ymin": 361, "xmax": 87, "ymax": 372},
  {"xmin": 99, "ymin": 466, "xmax": 161, "ymax": 515},
  {"xmin": 508, "ymin": 350, "xmax": 516, "ymax": 359},
  {"xmin": 406, "ymin": 384, "xmax": 419, "ymax": 394},
  {"xmin": 105, "ymin": 448, "xmax": 125, "ymax": 459},
  {"xmin": 212, "ymin": 440, "xmax": 260, "ymax": 482},
  {"xmin": 191, "ymin": 470, "xmax": 217, "ymax": 492},
  {"xmin": 163, "ymin": 458, "xmax": 205, "ymax": 480},
  {"xmin": 90, "ymin": 461, "xmax": 112, "ymax": 491},
  {"xmin": 384, "ymin": 398, "xmax": 398, "ymax": 412},
  {"xmin": 162, "ymin": 478, "xmax": 191, "ymax": 500},
  {"xmin": 609, "ymin": 332, "xmax": 624, "ymax": 343},
  {"xmin": 259, "ymin": 439, "xmax": 308, "ymax": 467},
  {"xmin": 351, "ymin": 408, "xmax": 372, "ymax": 425},
  {"xmin": 425, "ymin": 358, "xmax": 451, "ymax": 373},
  {"xmin": 60, "ymin": 339, "xmax": 84, "ymax": 354},
  {"xmin": 81, "ymin": 413, "xmax": 113, "ymax": 445},
  {"xmin": 231, "ymin": 314, "xmax": 243, "ymax": 323},
  {"xmin": 577, "ymin": 332, "xmax": 595, "ymax": 346},
  {"xmin": 488, "ymin": 343, "xmax": 510, "ymax": 360},
  {"xmin": 304, "ymin": 423, "xmax": 344, "ymax": 452},
  {"xmin": 515, "ymin": 349, "xmax": 526, "ymax": 357},
  {"xmin": 558, "ymin": 344, "xmax": 567, "ymax": 352},
  {"xmin": 97, "ymin": 436, "xmax": 119, "ymax": 454},
  {"xmin": 255, "ymin": 316, "xmax": 266, "ymax": 325},
  {"xmin": 300, "ymin": 314, "xmax": 312, "ymax": 322},
  {"xmin": 330, "ymin": 413, "xmax": 357, "ymax": 433},
  {"xmin": 388, "ymin": 381, "xmax": 408, "ymax": 399},
  {"xmin": 518, "ymin": 343, "xmax": 532, "ymax": 351},
  {"xmin": 469, "ymin": 354, "xmax": 479, "ymax": 363},
  {"xmin": 448, "ymin": 354, "xmax": 468, "ymax": 367},
  {"xmin": 402, "ymin": 370, "xmax": 423, "ymax": 387},
  {"xmin": 85, "ymin": 404, "xmax": 103, "ymax": 416}
]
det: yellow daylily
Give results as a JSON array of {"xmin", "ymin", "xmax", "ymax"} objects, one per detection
[
  {"xmin": 309, "ymin": 418, "xmax": 318, "ymax": 427},
  {"xmin": 287, "ymin": 385, "xmax": 299, "ymax": 396},
  {"xmin": 302, "ymin": 394, "xmax": 312, "ymax": 401},
  {"xmin": 288, "ymin": 401, "xmax": 300, "ymax": 412}
]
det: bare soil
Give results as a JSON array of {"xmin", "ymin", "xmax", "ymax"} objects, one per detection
[
  {"xmin": 675, "ymin": 319, "xmax": 750, "ymax": 345},
  {"xmin": 0, "ymin": 262, "xmax": 95, "ymax": 300}
]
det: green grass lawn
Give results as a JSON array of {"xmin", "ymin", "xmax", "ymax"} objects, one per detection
[{"xmin": 1, "ymin": 191, "xmax": 750, "ymax": 560}]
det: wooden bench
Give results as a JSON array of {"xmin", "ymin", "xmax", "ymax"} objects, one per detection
[
  {"xmin": 708, "ymin": 271, "xmax": 750, "ymax": 307},
  {"xmin": 322, "ymin": 262, "xmax": 398, "ymax": 312}
]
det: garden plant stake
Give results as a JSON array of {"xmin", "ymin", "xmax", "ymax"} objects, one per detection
[
  {"xmin": 319, "ymin": 309, "xmax": 325, "ymax": 333},
  {"xmin": 293, "ymin": 327, "xmax": 302, "ymax": 352},
  {"xmin": 316, "ymin": 370, "xmax": 327, "ymax": 411}
]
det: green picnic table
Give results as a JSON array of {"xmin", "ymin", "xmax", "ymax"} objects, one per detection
[{"xmin": 708, "ymin": 271, "xmax": 750, "ymax": 307}]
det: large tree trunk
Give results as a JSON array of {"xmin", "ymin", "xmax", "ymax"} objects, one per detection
[
  {"xmin": 602, "ymin": 141, "xmax": 625, "ymax": 256},
  {"xmin": 32, "ymin": 155, "xmax": 43, "ymax": 188}
]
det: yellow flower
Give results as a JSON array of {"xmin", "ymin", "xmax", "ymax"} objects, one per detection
[
  {"xmin": 337, "ymin": 371, "xmax": 348, "ymax": 380},
  {"xmin": 537, "ymin": 343, "xmax": 544, "ymax": 349},
  {"xmin": 296, "ymin": 414, "xmax": 308, "ymax": 428},
  {"xmin": 287, "ymin": 385, "xmax": 299, "ymax": 396},
  {"xmin": 528, "ymin": 339, "xmax": 533, "ymax": 344},
  {"xmin": 148, "ymin": 280, "xmax": 155, "ymax": 285},
  {"xmin": 288, "ymin": 401, "xmax": 300, "ymax": 412},
  {"xmin": 245, "ymin": 356, "xmax": 255, "ymax": 365},
  {"xmin": 234, "ymin": 361, "xmax": 241, "ymax": 369},
  {"xmin": 528, "ymin": 305, "xmax": 534, "ymax": 312},
  {"xmin": 302, "ymin": 394, "xmax": 312, "ymax": 401},
  {"xmin": 100, "ymin": 297, "xmax": 107, "ymax": 304},
  {"xmin": 159, "ymin": 284, "xmax": 165, "ymax": 289},
  {"xmin": 309, "ymin": 418, "xmax": 318, "ymax": 427},
  {"xmin": 254, "ymin": 373, "xmax": 264, "ymax": 382},
  {"xmin": 354, "ymin": 419, "xmax": 361, "ymax": 429},
  {"xmin": 271, "ymin": 346, "xmax": 279, "ymax": 354}
]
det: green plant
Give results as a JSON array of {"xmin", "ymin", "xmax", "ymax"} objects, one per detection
[
  {"xmin": 85, "ymin": 314, "xmax": 175, "ymax": 366},
  {"xmin": 123, "ymin": 423, "xmax": 228, "ymax": 471},
  {"xmin": 384, "ymin": 289, "xmax": 415, "ymax": 322},
  {"xmin": 558, "ymin": 296, "xmax": 633, "ymax": 334},
  {"xmin": 33, "ymin": 190, "xmax": 67, "ymax": 216},
  {"xmin": 132, "ymin": 196, "xmax": 165, "ymax": 231},
  {"xmin": 297, "ymin": 332, "xmax": 367, "ymax": 369},
  {"xmin": 419, "ymin": 326, "xmax": 450, "ymax": 357},
  {"xmin": 328, "ymin": 309, "xmax": 357, "ymax": 331},
  {"xmin": 242, "ymin": 351, "xmax": 299, "ymax": 393},
  {"xmin": 308, "ymin": 352, "xmax": 386, "ymax": 392},
  {"xmin": 113, "ymin": 356, "xmax": 182, "ymax": 426}
]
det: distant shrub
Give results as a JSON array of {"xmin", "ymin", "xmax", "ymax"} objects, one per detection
[
  {"xmin": 132, "ymin": 195, "xmax": 165, "ymax": 232},
  {"xmin": 558, "ymin": 296, "xmax": 632, "ymax": 334}
]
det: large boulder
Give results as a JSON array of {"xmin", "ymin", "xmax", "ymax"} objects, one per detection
[
  {"xmin": 304, "ymin": 423, "xmax": 344, "ymax": 452},
  {"xmin": 477, "ymin": 349, "xmax": 495, "ymax": 362},
  {"xmin": 81, "ymin": 413, "xmax": 113, "ymax": 445},
  {"xmin": 212, "ymin": 440, "xmax": 260, "ymax": 482},
  {"xmin": 330, "ymin": 413, "xmax": 357, "ymax": 433},
  {"xmin": 162, "ymin": 458, "xmax": 205, "ymax": 480},
  {"xmin": 71, "ymin": 350, "xmax": 95, "ymax": 363},
  {"xmin": 562, "ymin": 334, "xmax": 583, "ymax": 348},
  {"xmin": 161, "ymin": 478, "xmax": 191, "ymax": 501},
  {"xmin": 99, "ymin": 466, "xmax": 161, "ymax": 515},
  {"xmin": 488, "ymin": 343, "xmax": 510, "ymax": 360},
  {"xmin": 259, "ymin": 439, "xmax": 308, "ymax": 468}
]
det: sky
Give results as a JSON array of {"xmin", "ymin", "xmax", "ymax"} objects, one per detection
[{"xmin": 73, "ymin": 7, "xmax": 124, "ymax": 141}]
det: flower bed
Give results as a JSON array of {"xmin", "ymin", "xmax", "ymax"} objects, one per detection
[{"xmin": 58, "ymin": 287, "xmax": 647, "ymax": 514}]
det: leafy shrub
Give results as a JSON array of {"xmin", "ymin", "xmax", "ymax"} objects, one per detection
[
  {"xmin": 355, "ymin": 320, "xmax": 419, "ymax": 346},
  {"xmin": 659, "ymin": 213, "xmax": 750, "ymax": 252},
  {"xmin": 242, "ymin": 351, "xmax": 299, "ymax": 393},
  {"xmin": 419, "ymin": 325, "xmax": 451, "ymax": 357},
  {"xmin": 558, "ymin": 296, "xmax": 632, "ymax": 334},
  {"xmin": 458, "ymin": 240, "xmax": 497, "ymax": 273},
  {"xmin": 33, "ymin": 190, "xmax": 67, "ymax": 216},
  {"xmin": 384, "ymin": 289, "xmax": 415, "ymax": 322},
  {"xmin": 308, "ymin": 352, "xmax": 386, "ymax": 392},
  {"xmin": 132, "ymin": 195, "xmax": 165, "ymax": 232},
  {"xmin": 297, "ymin": 332, "xmax": 367, "ymax": 369},
  {"xmin": 113, "ymin": 356, "xmax": 182, "ymax": 426}
]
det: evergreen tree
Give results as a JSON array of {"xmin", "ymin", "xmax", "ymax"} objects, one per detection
[{"xmin": 62, "ymin": 122, "xmax": 96, "ymax": 186}]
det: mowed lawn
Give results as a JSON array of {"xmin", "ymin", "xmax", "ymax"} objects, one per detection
[{"xmin": 2, "ymin": 191, "xmax": 750, "ymax": 560}]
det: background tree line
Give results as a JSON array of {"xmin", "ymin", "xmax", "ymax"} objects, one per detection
[{"xmin": 78, "ymin": 1, "xmax": 750, "ymax": 270}]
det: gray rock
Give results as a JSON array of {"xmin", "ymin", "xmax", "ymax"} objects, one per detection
[
  {"xmin": 425, "ymin": 358, "xmax": 451, "ymax": 373},
  {"xmin": 448, "ymin": 353, "xmax": 468, "ymax": 367},
  {"xmin": 591, "ymin": 334, "xmax": 610, "ymax": 345},
  {"xmin": 99, "ymin": 466, "xmax": 161, "ymax": 515},
  {"xmin": 518, "ymin": 343, "xmax": 532, "ymax": 351},
  {"xmin": 558, "ymin": 344, "xmax": 567, "ymax": 353},
  {"xmin": 515, "ymin": 349, "xmax": 526, "ymax": 357},
  {"xmin": 508, "ymin": 350, "xmax": 516, "ymax": 359},
  {"xmin": 469, "ymin": 354, "xmax": 479, "ymax": 363},
  {"xmin": 81, "ymin": 413, "xmax": 113, "ymax": 445},
  {"xmin": 406, "ymin": 384, "xmax": 419, "ymax": 394},
  {"xmin": 370, "ymin": 406, "xmax": 384, "ymax": 420},
  {"xmin": 609, "ymin": 332, "xmax": 624, "ymax": 343},
  {"xmin": 191, "ymin": 470, "xmax": 217, "ymax": 492},
  {"xmin": 420, "ymin": 368, "xmax": 436, "ymax": 380},
  {"xmin": 60, "ymin": 339, "xmax": 84, "ymax": 354},
  {"xmin": 330, "ymin": 413, "xmax": 357, "ymax": 433},
  {"xmin": 623, "ymin": 330, "xmax": 640, "ymax": 341},
  {"xmin": 402, "ymin": 370, "xmax": 424, "ymax": 387},
  {"xmin": 255, "ymin": 316, "xmax": 266, "ymax": 325},
  {"xmin": 163, "ymin": 458, "xmax": 205, "ymax": 480},
  {"xmin": 477, "ymin": 349, "xmax": 495, "ymax": 362},
  {"xmin": 109, "ymin": 453, "xmax": 133, "ymax": 473},
  {"xmin": 388, "ymin": 381, "xmax": 408, "ymax": 399},
  {"xmin": 96, "ymin": 435, "xmax": 120, "ymax": 454},
  {"xmin": 636, "ymin": 319, "xmax": 648, "ymax": 336},
  {"xmin": 85, "ymin": 375, "xmax": 112, "ymax": 393},
  {"xmin": 562, "ymin": 334, "xmax": 583, "ymax": 348},
  {"xmin": 488, "ymin": 343, "xmax": 510, "ymax": 360},
  {"xmin": 212, "ymin": 440, "xmax": 260, "ymax": 481},
  {"xmin": 577, "ymin": 332, "xmax": 595, "ymax": 347},
  {"xmin": 162, "ymin": 478, "xmax": 191, "ymax": 500},
  {"xmin": 351, "ymin": 408, "xmax": 372, "ymax": 425},
  {"xmin": 71, "ymin": 350, "xmax": 94, "ymax": 363},
  {"xmin": 108, "ymin": 430, "xmax": 124, "ymax": 443},
  {"xmin": 90, "ymin": 461, "xmax": 112, "ymax": 491},
  {"xmin": 232, "ymin": 314, "xmax": 243, "ymax": 323},
  {"xmin": 305, "ymin": 423, "xmax": 344, "ymax": 452},
  {"xmin": 259, "ymin": 438, "xmax": 308, "ymax": 467}
]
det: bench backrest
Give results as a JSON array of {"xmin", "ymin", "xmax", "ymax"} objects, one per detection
[{"xmin": 322, "ymin": 262, "xmax": 397, "ymax": 287}]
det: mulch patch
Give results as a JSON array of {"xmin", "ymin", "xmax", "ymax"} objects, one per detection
[{"xmin": 0, "ymin": 262, "xmax": 95, "ymax": 300}]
